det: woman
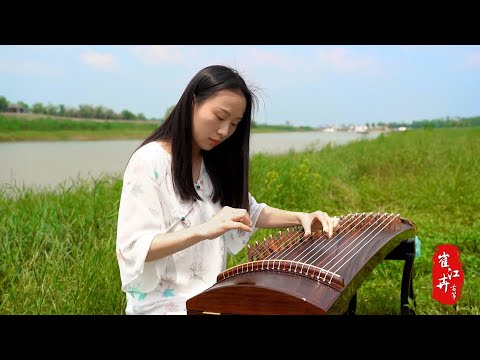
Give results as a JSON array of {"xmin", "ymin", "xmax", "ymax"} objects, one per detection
[{"xmin": 116, "ymin": 64, "xmax": 339, "ymax": 314}]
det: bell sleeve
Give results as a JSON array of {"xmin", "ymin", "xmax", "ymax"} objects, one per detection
[{"xmin": 116, "ymin": 147, "xmax": 169, "ymax": 294}]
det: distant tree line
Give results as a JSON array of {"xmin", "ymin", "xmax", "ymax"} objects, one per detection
[
  {"xmin": 374, "ymin": 115, "xmax": 480, "ymax": 129},
  {"xmin": 0, "ymin": 95, "xmax": 171, "ymax": 122},
  {"xmin": 1, "ymin": 95, "xmax": 479, "ymax": 128}
]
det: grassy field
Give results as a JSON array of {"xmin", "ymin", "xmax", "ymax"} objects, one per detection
[
  {"xmin": 0, "ymin": 114, "xmax": 159, "ymax": 141},
  {"xmin": 0, "ymin": 127, "xmax": 478, "ymax": 314}
]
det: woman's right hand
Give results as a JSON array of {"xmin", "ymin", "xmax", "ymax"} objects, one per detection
[{"xmin": 201, "ymin": 206, "xmax": 253, "ymax": 239}]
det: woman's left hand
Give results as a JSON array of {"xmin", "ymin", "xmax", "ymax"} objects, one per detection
[{"xmin": 298, "ymin": 211, "xmax": 340, "ymax": 239}]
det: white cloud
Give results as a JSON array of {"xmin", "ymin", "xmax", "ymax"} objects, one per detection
[
  {"xmin": 130, "ymin": 45, "xmax": 186, "ymax": 64},
  {"xmin": 317, "ymin": 47, "xmax": 380, "ymax": 73},
  {"xmin": 80, "ymin": 49, "xmax": 116, "ymax": 70}
]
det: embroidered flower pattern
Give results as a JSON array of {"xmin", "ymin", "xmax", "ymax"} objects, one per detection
[
  {"xmin": 125, "ymin": 240, "xmax": 136, "ymax": 251},
  {"xmin": 189, "ymin": 261, "xmax": 206, "ymax": 284},
  {"xmin": 148, "ymin": 206, "xmax": 161, "ymax": 218},
  {"xmin": 162, "ymin": 288, "xmax": 175, "ymax": 297},
  {"xmin": 165, "ymin": 301, "xmax": 180, "ymax": 312},
  {"xmin": 128, "ymin": 287, "xmax": 147, "ymax": 300},
  {"xmin": 131, "ymin": 183, "xmax": 143, "ymax": 196},
  {"xmin": 154, "ymin": 281, "xmax": 175, "ymax": 298}
]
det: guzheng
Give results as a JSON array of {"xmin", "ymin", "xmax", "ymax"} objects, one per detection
[{"xmin": 186, "ymin": 212, "xmax": 416, "ymax": 315}]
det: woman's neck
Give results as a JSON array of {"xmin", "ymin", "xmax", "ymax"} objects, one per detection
[{"xmin": 191, "ymin": 142, "xmax": 202, "ymax": 164}]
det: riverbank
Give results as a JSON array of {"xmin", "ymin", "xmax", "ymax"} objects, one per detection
[{"xmin": 0, "ymin": 114, "xmax": 316, "ymax": 142}]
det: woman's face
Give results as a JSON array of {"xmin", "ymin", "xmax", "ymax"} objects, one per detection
[{"xmin": 191, "ymin": 89, "xmax": 246, "ymax": 153}]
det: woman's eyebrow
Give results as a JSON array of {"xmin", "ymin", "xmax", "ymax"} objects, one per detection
[{"xmin": 216, "ymin": 107, "xmax": 230, "ymax": 116}]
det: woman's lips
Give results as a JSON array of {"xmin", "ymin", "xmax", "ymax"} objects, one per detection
[{"xmin": 209, "ymin": 138, "xmax": 221, "ymax": 146}]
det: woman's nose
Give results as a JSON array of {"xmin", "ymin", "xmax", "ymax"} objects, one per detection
[{"xmin": 217, "ymin": 122, "xmax": 229, "ymax": 136}]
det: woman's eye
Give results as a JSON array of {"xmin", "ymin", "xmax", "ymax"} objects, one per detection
[{"xmin": 231, "ymin": 123, "xmax": 237, "ymax": 127}]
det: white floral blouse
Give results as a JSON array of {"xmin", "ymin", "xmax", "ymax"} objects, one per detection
[{"xmin": 116, "ymin": 141, "xmax": 267, "ymax": 315}]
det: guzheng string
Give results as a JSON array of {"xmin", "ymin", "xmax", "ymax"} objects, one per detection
[{"xmin": 248, "ymin": 212, "xmax": 401, "ymax": 284}]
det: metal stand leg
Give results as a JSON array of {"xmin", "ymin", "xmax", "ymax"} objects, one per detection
[
  {"xmin": 347, "ymin": 239, "xmax": 416, "ymax": 315},
  {"xmin": 346, "ymin": 293, "xmax": 357, "ymax": 315},
  {"xmin": 385, "ymin": 238, "xmax": 416, "ymax": 315},
  {"xmin": 400, "ymin": 250, "xmax": 416, "ymax": 315}
]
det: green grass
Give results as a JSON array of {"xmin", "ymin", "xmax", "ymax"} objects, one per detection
[
  {"xmin": 0, "ymin": 115, "xmax": 159, "ymax": 141},
  {"xmin": 0, "ymin": 178, "xmax": 124, "ymax": 314},
  {"xmin": 1, "ymin": 127, "xmax": 479, "ymax": 314}
]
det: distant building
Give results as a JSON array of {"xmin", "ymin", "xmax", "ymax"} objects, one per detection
[
  {"xmin": 7, "ymin": 103, "xmax": 27, "ymax": 113},
  {"xmin": 322, "ymin": 127, "xmax": 336, "ymax": 132},
  {"xmin": 353, "ymin": 125, "xmax": 368, "ymax": 133}
]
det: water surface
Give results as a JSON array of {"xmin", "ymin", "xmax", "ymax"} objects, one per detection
[{"xmin": 0, "ymin": 131, "xmax": 379, "ymax": 190}]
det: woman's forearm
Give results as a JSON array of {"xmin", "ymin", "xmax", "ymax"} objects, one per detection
[
  {"xmin": 255, "ymin": 205, "xmax": 305, "ymax": 229},
  {"xmin": 145, "ymin": 224, "xmax": 207, "ymax": 262},
  {"xmin": 145, "ymin": 205, "xmax": 255, "ymax": 262}
]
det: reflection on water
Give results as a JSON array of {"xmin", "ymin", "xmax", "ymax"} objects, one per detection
[{"xmin": 0, "ymin": 131, "xmax": 379, "ymax": 190}]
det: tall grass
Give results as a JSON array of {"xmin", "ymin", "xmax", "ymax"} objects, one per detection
[
  {"xmin": 0, "ymin": 177, "xmax": 125, "ymax": 314},
  {"xmin": 1, "ymin": 127, "xmax": 478, "ymax": 314}
]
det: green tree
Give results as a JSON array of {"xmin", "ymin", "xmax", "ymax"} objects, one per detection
[
  {"xmin": 45, "ymin": 103, "xmax": 59, "ymax": 116},
  {"xmin": 0, "ymin": 96, "xmax": 8, "ymax": 111},
  {"xmin": 121, "ymin": 109, "xmax": 136, "ymax": 120},
  {"xmin": 78, "ymin": 104, "xmax": 95, "ymax": 118},
  {"xmin": 32, "ymin": 102, "xmax": 45, "ymax": 114}
]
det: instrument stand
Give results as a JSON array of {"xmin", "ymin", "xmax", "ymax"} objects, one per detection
[{"xmin": 346, "ymin": 238, "xmax": 416, "ymax": 315}]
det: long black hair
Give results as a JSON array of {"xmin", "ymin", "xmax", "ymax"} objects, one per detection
[{"xmin": 138, "ymin": 65, "xmax": 259, "ymax": 213}]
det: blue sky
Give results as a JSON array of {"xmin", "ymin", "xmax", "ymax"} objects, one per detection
[{"xmin": 1, "ymin": 45, "xmax": 479, "ymax": 127}]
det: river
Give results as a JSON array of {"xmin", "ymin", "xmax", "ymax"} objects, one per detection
[{"xmin": 0, "ymin": 131, "xmax": 379, "ymax": 190}]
